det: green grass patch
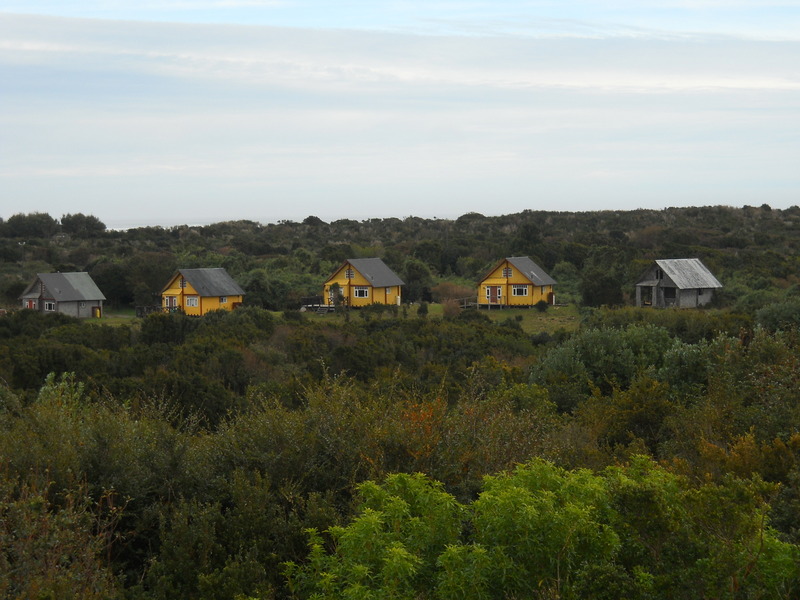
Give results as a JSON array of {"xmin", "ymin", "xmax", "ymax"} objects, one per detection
[
  {"xmin": 101, "ymin": 307, "xmax": 137, "ymax": 322},
  {"xmin": 300, "ymin": 302, "xmax": 580, "ymax": 335},
  {"xmin": 477, "ymin": 304, "xmax": 580, "ymax": 334}
]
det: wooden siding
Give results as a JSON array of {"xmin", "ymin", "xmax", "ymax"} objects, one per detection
[
  {"xmin": 323, "ymin": 262, "xmax": 402, "ymax": 307},
  {"xmin": 477, "ymin": 259, "xmax": 553, "ymax": 307},
  {"xmin": 162, "ymin": 273, "xmax": 243, "ymax": 315}
]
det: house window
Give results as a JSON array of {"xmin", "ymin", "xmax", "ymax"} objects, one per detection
[
  {"xmin": 485, "ymin": 287, "xmax": 502, "ymax": 299},
  {"xmin": 220, "ymin": 296, "xmax": 227, "ymax": 303},
  {"xmin": 512, "ymin": 285, "xmax": 528, "ymax": 296},
  {"xmin": 179, "ymin": 278, "xmax": 187, "ymax": 288},
  {"xmin": 698, "ymin": 288, "xmax": 704, "ymax": 296},
  {"xmin": 502, "ymin": 267, "xmax": 513, "ymax": 278},
  {"xmin": 345, "ymin": 268, "xmax": 355, "ymax": 279},
  {"xmin": 44, "ymin": 301, "xmax": 56, "ymax": 311},
  {"xmin": 186, "ymin": 296, "xmax": 199, "ymax": 307},
  {"xmin": 80, "ymin": 301, "xmax": 86, "ymax": 308},
  {"xmin": 354, "ymin": 287, "xmax": 369, "ymax": 298},
  {"xmin": 541, "ymin": 286, "xmax": 546, "ymax": 295},
  {"xmin": 165, "ymin": 296, "xmax": 177, "ymax": 308}
]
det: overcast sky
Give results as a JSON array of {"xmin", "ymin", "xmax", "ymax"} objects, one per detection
[{"xmin": 1, "ymin": 2, "xmax": 799, "ymax": 228}]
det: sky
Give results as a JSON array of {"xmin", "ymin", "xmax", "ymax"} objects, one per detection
[{"xmin": 1, "ymin": 2, "xmax": 799, "ymax": 228}]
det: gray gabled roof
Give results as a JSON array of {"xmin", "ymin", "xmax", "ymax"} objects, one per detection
[
  {"xmin": 169, "ymin": 268, "xmax": 245, "ymax": 296},
  {"xmin": 651, "ymin": 258, "xmax": 722, "ymax": 289},
  {"xmin": 505, "ymin": 257, "xmax": 557, "ymax": 286},
  {"xmin": 21, "ymin": 272, "xmax": 106, "ymax": 302},
  {"xmin": 346, "ymin": 258, "xmax": 405, "ymax": 287}
]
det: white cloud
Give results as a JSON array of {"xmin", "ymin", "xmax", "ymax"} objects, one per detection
[{"xmin": 1, "ymin": 11, "xmax": 798, "ymax": 225}]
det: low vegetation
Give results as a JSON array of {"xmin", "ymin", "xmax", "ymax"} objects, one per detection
[{"xmin": 2, "ymin": 206, "xmax": 800, "ymax": 598}]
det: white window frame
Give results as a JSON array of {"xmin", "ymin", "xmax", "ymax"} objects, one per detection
[
  {"xmin": 186, "ymin": 296, "xmax": 199, "ymax": 307},
  {"xmin": 485, "ymin": 286, "xmax": 502, "ymax": 299},
  {"xmin": 354, "ymin": 287, "xmax": 369, "ymax": 298},
  {"xmin": 220, "ymin": 296, "xmax": 227, "ymax": 303},
  {"xmin": 44, "ymin": 301, "xmax": 56, "ymax": 311},
  {"xmin": 345, "ymin": 268, "xmax": 355, "ymax": 279},
  {"xmin": 512, "ymin": 285, "xmax": 528, "ymax": 296},
  {"xmin": 179, "ymin": 278, "xmax": 187, "ymax": 288},
  {"xmin": 502, "ymin": 267, "xmax": 513, "ymax": 278}
]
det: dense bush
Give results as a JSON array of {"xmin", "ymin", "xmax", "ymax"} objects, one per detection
[
  {"xmin": 3, "ymin": 206, "xmax": 800, "ymax": 597},
  {"xmin": 286, "ymin": 459, "xmax": 800, "ymax": 600}
]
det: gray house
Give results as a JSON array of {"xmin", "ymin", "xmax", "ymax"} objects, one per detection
[
  {"xmin": 635, "ymin": 259, "xmax": 722, "ymax": 308},
  {"xmin": 20, "ymin": 272, "xmax": 106, "ymax": 318}
]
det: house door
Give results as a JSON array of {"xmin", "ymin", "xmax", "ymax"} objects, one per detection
[
  {"xmin": 488, "ymin": 286, "xmax": 501, "ymax": 304},
  {"xmin": 25, "ymin": 299, "xmax": 36, "ymax": 309}
]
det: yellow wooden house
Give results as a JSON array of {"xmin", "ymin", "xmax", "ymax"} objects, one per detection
[
  {"xmin": 161, "ymin": 268, "xmax": 245, "ymax": 316},
  {"xmin": 478, "ymin": 256, "xmax": 556, "ymax": 308},
  {"xmin": 323, "ymin": 258, "xmax": 404, "ymax": 308}
]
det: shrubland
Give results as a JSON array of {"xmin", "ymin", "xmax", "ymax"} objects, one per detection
[
  {"xmin": 2, "ymin": 206, "xmax": 800, "ymax": 597},
  {"xmin": 1, "ymin": 305, "xmax": 800, "ymax": 597}
]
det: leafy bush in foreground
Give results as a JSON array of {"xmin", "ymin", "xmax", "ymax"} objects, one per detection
[{"xmin": 286, "ymin": 458, "xmax": 800, "ymax": 600}]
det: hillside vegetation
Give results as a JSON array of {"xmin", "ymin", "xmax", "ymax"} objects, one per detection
[
  {"xmin": 1, "ymin": 206, "xmax": 800, "ymax": 598},
  {"xmin": 2, "ymin": 204, "xmax": 799, "ymax": 310}
]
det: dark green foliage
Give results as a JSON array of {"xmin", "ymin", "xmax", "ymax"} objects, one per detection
[
  {"xmin": 582, "ymin": 305, "xmax": 752, "ymax": 343},
  {"xmin": 530, "ymin": 324, "xmax": 675, "ymax": 411},
  {"xmin": 288, "ymin": 458, "xmax": 799, "ymax": 600},
  {"xmin": 139, "ymin": 311, "xmax": 200, "ymax": 345},
  {"xmin": 3, "ymin": 211, "xmax": 60, "ymax": 238},
  {"xmin": 756, "ymin": 299, "xmax": 800, "ymax": 332},
  {"xmin": 3, "ymin": 207, "xmax": 800, "ymax": 598},
  {"xmin": 0, "ymin": 477, "xmax": 122, "ymax": 599},
  {"xmin": 403, "ymin": 258, "xmax": 434, "ymax": 303},
  {"xmin": 61, "ymin": 213, "xmax": 107, "ymax": 237},
  {"xmin": 90, "ymin": 260, "xmax": 132, "ymax": 307}
]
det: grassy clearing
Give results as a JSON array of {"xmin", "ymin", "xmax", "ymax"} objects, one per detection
[
  {"xmin": 302, "ymin": 303, "xmax": 581, "ymax": 335},
  {"xmin": 477, "ymin": 304, "xmax": 581, "ymax": 334},
  {"xmin": 99, "ymin": 307, "xmax": 137, "ymax": 323},
  {"xmin": 102, "ymin": 303, "xmax": 582, "ymax": 336}
]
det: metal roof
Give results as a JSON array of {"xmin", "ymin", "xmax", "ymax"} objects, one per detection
[
  {"xmin": 653, "ymin": 258, "xmax": 722, "ymax": 289},
  {"xmin": 346, "ymin": 258, "xmax": 405, "ymax": 287},
  {"xmin": 172, "ymin": 268, "xmax": 245, "ymax": 296},
  {"xmin": 502, "ymin": 256, "xmax": 557, "ymax": 286},
  {"xmin": 22, "ymin": 272, "xmax": 106, "ymax": 302}
]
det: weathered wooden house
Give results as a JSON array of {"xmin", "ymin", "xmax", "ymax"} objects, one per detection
[
  {"xmin": 635, "ymin": 258, "xmax": 722, "ymax": 308},
  {"xmin": 477, "ymin": 257, "xmax": 556, "ymax": 308},
  {"xmin": 323, "ymin": 258, "xmax": 404, "ymax": 308},
  {"xmin": 20, "ymin": 272, "xmax": 105, "ymax": 318},
  {"xmin": 161, "ymin": 268, "xmax": 245, "ymax": 316}
]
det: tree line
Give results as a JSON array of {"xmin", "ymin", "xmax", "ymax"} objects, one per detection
[
  {"xmin": 3, "ymin": 206, "xmax": 800, "ymax": 597},
  {"xmin": 2, "ymin": 204, "xmax": 800, "ymax": 310}
]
